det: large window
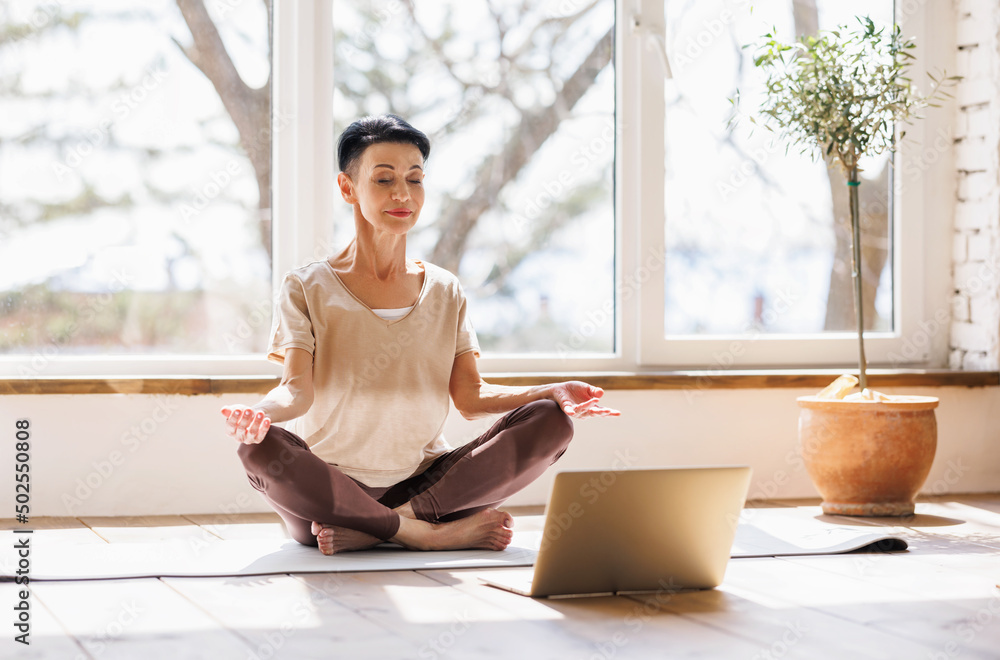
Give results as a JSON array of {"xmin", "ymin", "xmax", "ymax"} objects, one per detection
[
  {"xmin": 664, "ymin": 0, "xmax": 894, "ymax": 337},
  {"xmin": 330, "ymin": 0, "xmax": 616, "ymax": 356},
  {"xmin": 0, "ymin": 0, "xmax": 951, "ymax": 376},
  {"xmin": 0, "ymin": 0, "xmax": 272, "ymax": 373},
  {"xmin": 635, "ymin": 0, "xmax": 950, "ymax": 367}
]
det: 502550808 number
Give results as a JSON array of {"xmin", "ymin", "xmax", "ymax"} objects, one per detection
[{"xmin": 15, "ymin": 420, "xmax": 30, "ymax": 523}]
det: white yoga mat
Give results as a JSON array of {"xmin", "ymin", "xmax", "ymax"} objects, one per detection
[
  {"xmin": 2, "ymin": 535, "xmax": 540, "ymax": 581},
  {"xmin": 2, "ymin": 510, "xmax": 906, "ymax": 581},
  {"xmin": 731, "ymin": 508, "xmax": 908, "ymax": 558}
]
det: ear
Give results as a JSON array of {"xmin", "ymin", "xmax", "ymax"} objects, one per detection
[{"xmin": 337, "ymin": 172, "xmax": 357, "ymax": 204}]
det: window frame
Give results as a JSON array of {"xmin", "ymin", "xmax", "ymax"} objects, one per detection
[{"xmin": 0, "ymin": 0, "xmax": 954, "ymax": 378}]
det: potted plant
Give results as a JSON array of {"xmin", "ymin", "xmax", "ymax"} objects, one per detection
[{"xmin": 737, "ymin": 18, "xmax": 957, "ymax": 515}]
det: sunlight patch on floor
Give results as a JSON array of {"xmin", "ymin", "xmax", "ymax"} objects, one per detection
[{"xmin": 382, "ymin": 583, "xmax": 565, "ymax": 623}]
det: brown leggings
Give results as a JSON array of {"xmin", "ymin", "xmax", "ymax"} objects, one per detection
[{"xmin": 237, "ymin": 399, "xmax": 573, "ymax": 545}]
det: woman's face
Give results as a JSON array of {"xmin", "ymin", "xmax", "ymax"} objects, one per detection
[{"xmin": 339, "ymin": 142, "xmax": 425, "ymax": 235}]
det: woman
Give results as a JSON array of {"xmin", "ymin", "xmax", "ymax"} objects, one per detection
[{"xmin": 221, "ymin": 114, "xmax": 618, "ymax": 555}]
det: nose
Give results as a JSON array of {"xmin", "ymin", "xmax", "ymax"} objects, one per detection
[{"xmin": 390, "ymin": 180, "xmax": 410, "ymax": 202}]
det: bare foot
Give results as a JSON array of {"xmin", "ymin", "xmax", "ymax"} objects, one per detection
[
  {"xmin": 310, "ymin": 521, "xmax": 381, "ymax": 555},
  {"xmin": 391, "ymin": 509, "xmax": 514, "ymax": 552}
]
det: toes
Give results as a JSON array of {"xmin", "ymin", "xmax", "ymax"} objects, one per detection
[
  {"xmin": 313, "ymin": 525, "xmax": 380, "ymax": 554},
  {"xmin": 490, "ymin": 537, "xmax": 511, "ymax": 551},
  {"xmin": 485, "ymin": 528, "xmax": 513, "ymax": 551}
]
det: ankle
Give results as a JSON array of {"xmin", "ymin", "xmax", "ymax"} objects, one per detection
[
  {"xmin": 392, "ymin": 516, "xmax": 435, "ymax": 551},
  {"xmin": 394, "ymin": 501, "xmax": 418, "ymax": 520}
]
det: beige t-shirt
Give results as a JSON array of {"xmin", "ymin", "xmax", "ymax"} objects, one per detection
[{"xmin": 267, "ymin": 259, "xmax": 480, "ymax": 487}]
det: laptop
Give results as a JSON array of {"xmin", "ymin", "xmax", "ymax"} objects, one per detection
[{"xmin": 481, "ymin": 466, "xmax": 752, "ymax": 598}]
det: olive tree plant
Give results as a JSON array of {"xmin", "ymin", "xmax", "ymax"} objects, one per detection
[{"xmin": 736, "ymin": 17, "xmax": 956, "ymax": 389}]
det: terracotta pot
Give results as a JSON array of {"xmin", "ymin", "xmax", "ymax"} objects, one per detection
[{"xmin": 797, "ymin": 395, "xmax": 939, "ymax": 516}]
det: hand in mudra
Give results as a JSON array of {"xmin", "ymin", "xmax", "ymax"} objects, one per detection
[
  {"xmin": 550, "ymin": 381, "xmax": 620, "ymax": 418},
  {"xmin": 221, "ymin": 405, "xmax": 271, "ymax": 444}
]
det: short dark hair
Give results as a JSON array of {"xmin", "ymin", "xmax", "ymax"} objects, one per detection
[{"xmin": 337, "ymin": 114, "xmax": 431, "ymax": 176}]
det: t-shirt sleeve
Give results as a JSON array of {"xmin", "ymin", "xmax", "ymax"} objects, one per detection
[
  {"xmin": 267, "ymin": 273, "xmax": 316, "ymax": 364},
  {"xmin": 455, "ymin": 283, "xmax": 481, "ymax": 359}
]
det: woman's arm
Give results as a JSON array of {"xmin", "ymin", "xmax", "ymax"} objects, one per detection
[
  {"xmin": 221, "ymin": 347, "xmax": 315, "ymax": 444},
  {"xmin": 448, "ymin": 351, "xmax": 620, "ymax": 420}
]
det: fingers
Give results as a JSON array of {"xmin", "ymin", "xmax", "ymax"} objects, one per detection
[
  {"xmin": 575, "ymin": 405, "xmax": 621, "ymax": 419},
  {"xmin": 563, "ymin": 396, "xmax": 600, "ymax": 416},
  {"xmin": 247, "ymin": 414, "xmax": 271, "ymax": 444},
  {"xmin": 223, "ymin": 407, "xmax": 245, "ymax": 434},
  {"xmin": 241, "ymin": 410, "xmax": 270, "ymax": 444},
  {"xmin": 222, "ymin": 406, "xmax": 271, "ymax": 444},
  {"xmin": 233, "ymin": 408, "xmax": 252, "ymax": 436},
  {"xmin": 247, "ymin": 410, "xmax": 263, "ymax": 436},
  {"xmin": 565, "ymin": 401, "xmax": 621, "ymax": 419},
  {"xmin": 257, "ymin": 418, "xmax": 271, "ymax": 442},
  {"xmin": 556, "ymin": 382, "xmax": 605, "ymax": 413}
]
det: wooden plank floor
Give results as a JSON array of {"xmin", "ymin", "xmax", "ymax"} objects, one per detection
[{"xmin": 2, "ymin": 496, "xmax": 999, "ymax": 659}]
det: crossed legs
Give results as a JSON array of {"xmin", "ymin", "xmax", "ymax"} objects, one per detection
[{"xmin": 237, "ymin": 399, "xmax": 573, "ymax": 553}]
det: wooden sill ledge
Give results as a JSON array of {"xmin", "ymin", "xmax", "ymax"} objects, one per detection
[{"xmin": 0, "ymin": 369, "xmax": 996, "ymax": 395}]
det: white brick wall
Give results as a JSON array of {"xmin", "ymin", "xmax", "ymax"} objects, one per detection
[{"xmin": 949, "ymin": 0, "xmax": 1000, "ymax": 371}]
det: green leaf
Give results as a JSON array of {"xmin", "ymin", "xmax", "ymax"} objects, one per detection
[{"xmin": 742, "ymin": 15, "xmax": 956, "ymax": 173}]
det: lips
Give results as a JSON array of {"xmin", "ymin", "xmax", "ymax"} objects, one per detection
[{"xmin": 385, "ymin": 209, "xmax": 412, "ymax": 218}]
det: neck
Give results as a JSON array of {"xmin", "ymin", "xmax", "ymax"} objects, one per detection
[{"xmin": 332, "ymin": 206, "xmax": 409, "ymax": 279}]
